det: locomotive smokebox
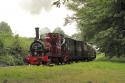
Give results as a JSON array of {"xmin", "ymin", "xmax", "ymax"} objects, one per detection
[{"xmin": 35, "ymin": 27, "xmax": 39, "ymax": 40}]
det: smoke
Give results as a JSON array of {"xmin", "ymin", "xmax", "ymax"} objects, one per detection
[
  {"xmin": 20, "ymin": 0, "xmax": 53, "ymax": 14},
  {"xmin": 40, "ymin": 27, "xmax": 51, "ymax": 35}
]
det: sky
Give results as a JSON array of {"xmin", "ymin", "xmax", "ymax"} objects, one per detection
[{"xmin": 0, "ymin": 0, "xmax": 77, "ymax": 37}]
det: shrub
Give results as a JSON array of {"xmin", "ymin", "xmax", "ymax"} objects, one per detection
[
  {"xmin": 0, "ymin": 55, "xmax": 15, "ymax": 66},
  {"xmin": 14, "ymin": 55, "xmax": 24, "ymax": 65}
]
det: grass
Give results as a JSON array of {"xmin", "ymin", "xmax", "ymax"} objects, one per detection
[{"xmin": 0, "ymin": 55, "xmax": 125, "ymax": 83}]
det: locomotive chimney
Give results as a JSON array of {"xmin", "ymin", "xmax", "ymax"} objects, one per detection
[{"xmin": 35, "ymin": 27, "xmax": 39, "ymax": 40}]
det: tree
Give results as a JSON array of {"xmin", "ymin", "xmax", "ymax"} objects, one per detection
[
  {"xmin": 53, "ymin": 0, "xmax": 69, "ymax": 7},
  {"xmin": 0, "ymin": 21, "xmax": 12, "ymax": 34},
  {"xmin": 0, "ymin": 39, "xmax": 4, "ymax": 49},
  {"xmin": 66, "ymin": 0, "xmax": 125, "ymax": 57},
  {"xmin": 71, "ymin": 32, "xmax": 82, "ymax": 41},
  {"xmin": 0, "ymin": 21, "xmax": 13, "ymax": 55},
  {"xmin": 10, "ymin": 35, "xmax": 23, "ymax": 56},
  {"xmin": 0, "ymin": 39, "xmax": 4, "ymax": 55}
]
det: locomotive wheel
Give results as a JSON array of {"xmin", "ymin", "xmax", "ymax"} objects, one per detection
[
  {"xmin": 52, "ymin": 57, "xmax": 60, "ymax": 65},
  {"xmin": 64, "ymin": 56, "xmax": 68, "ymax": 63},
  {"xmin": 42, "ymin": 61, "xmax": 48, "ymax": 65},
  {"xmin": 85, "ymin": 58, "xmax": 90, "ymax": 62},
  {"xmin": 55, "ymin": 58, "xmax": 60, "ymax": 65},
  {"xmin": 59, "ymin": 57, "xmax": 63, "ymax": 64},
  {"xmin": 63, "ymin": 55, "xmax": 70, "ymax": 64}
]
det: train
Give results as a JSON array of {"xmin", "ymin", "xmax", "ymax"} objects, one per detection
[{"xmin": 24, "ymin": 27, "xmax": 96, "ymax": 65}]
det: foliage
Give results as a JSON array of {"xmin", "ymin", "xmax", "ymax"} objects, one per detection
[
  {"xmin": 9, "ymin": 35, "xmax": 32, "ymax": 57},
  {"xmin": 0, "ymin": 39, "xmax": 4, "ymax": 54},
  {"xmin": 0, "ymin": 55, "xmax": 25, "ymax": 66},
  {"xmin": 0, "ymin": 34, "xmax": 32, "ymax": 65},
  {"xmin": 0, "ymin": 39, "xmax": 4, "ymax": 48},
  {"xmin": 14, "ymin": 56, "xmax": 24, "ymax": 65},
  {"xmin": 10, "ymin": 35, "xmax": 23, "ymax": 56},
  {"xmin": 53, "ymin": 0, "xmax": 69, "ymax": 7},
  {"xmin": 0, "ymin": 21, "xmax": 32, "ymax": 65},
  {"xmin": 71, "ymin": 32, "xmax": 82, "ymax": 40},
  {"xmin": 0, "ymin": 33, "xmax": 32, "ymax": 65},
  {"xmin": 96, "ymin": 53, "xmax": 125, "ymax": 62},
  {"xmin": 66, "ymin": 0, "xmax": 125, "ymax": 57},
  {"xmin": 0, "ymin": 21, "xmax": 12, "ymax": 34},
  {"xmin": 0, "ymin": 55, "xmax": 15, "ymax": 66}
]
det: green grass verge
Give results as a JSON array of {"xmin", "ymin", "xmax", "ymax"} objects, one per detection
[{"xmin": 0, "ymin": 54, "xmax": 125, "ymax": 83}]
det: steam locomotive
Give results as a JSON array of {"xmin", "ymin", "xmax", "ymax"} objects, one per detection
[{"xmin": 24, "ymin": 27, "xmax": 96, "ymax": 65}]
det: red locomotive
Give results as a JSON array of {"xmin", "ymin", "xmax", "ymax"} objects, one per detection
[{"xmin": 24, "ymin": 27, "xmax": 96, "ymax": 65}]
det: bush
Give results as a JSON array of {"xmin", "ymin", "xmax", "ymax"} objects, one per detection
[
  {"xmin": 0, "ymin": 55, "xmax": 15, "ymax": 66},
  {"xmin": 14, "ymin": 55, "xmax": 24, "ymax": 65},
  {"xmin": 0, "ymin": 55, "xmax": 25, "ymax": 66}
]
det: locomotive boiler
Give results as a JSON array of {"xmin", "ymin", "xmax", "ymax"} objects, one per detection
[{"xmin": 24, "ymin": 27, "xmax": 96, "ymax": 65}]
